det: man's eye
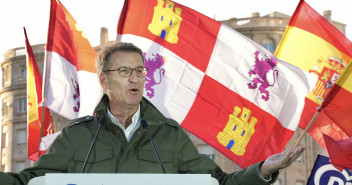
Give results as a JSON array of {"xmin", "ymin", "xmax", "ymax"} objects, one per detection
[{"xmin": 119, "ymin": 68, "xmax": 129, "ymax": 73}]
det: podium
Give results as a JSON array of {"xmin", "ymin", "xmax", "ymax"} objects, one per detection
[{"xmin": 28, "ymin": 173, "xmax": 219, "ymax": 185}]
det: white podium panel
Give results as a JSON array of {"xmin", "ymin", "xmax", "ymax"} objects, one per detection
[{"xmin": 29, "ymin": 173, "xmax": 219, "ymax": 185}]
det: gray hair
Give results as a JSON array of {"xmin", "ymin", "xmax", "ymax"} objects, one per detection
[{"xmin": 96, "ymin": 42, "xmax": 144, "ymax": 77}]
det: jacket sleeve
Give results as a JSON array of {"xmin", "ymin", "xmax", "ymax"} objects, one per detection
[
  {"xmin": 0, "ymin": 126, "xmax": 72, "ymax": 185},
  {"xmin": 175, "ymin": 124, "xmax": 278, "ymax": 185}
]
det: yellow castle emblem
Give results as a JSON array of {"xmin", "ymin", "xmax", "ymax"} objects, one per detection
[
  {"xmin": 216, "ymin": 106, "xmax": 257, "ymax": 156},
  {"xmin": 148, "ymin": 0, "xmax": 182, "ymax": 44}
]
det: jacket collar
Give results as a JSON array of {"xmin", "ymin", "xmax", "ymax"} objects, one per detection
[{"xmin": 94, "ymin": 94, "xmax": 168, "ymax": 126}]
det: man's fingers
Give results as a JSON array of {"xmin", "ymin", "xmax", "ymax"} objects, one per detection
[
  {"xmin": 285, "ymin": 146, "xmax": 305, "ymax": 166},
  {"xmin": 261, "ymin": 145, "xmax": 306, "ymax": 178},
  {"xmin": 290, "ymin": 146, "xmax": 305, "ymax": 158}
]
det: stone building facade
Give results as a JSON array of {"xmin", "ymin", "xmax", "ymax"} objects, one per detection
[
  {"xmin": 1, "ymin": 46, "xmax": 30, "ymax": 172},
  {"xmin": 0, "ymin": 11, "xmax": 346, "ymax": 185}
]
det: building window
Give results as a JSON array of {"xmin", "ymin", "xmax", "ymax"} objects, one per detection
[
  {"xmin": 18, "ymin": 67, "xmax": 27, "ymax": 84},
  {"xmin": 20, "ymin": 68, "xmax": 26, "ymax": 79},
  {"xmin": 17, "ymin": 98, "xmax": 27, "ymax": 113},
  {"xmin": 198, "ymin": 145, "xmax": 215, "ymax": 160},
  {"xmin": 17, "ymin": 129, "xmax": 26, "ymax": 145},
  {"xmin": 14, "ymin": 161, "xmax": 26, "ymax": 173},
  {"xmin": 263, "ymin": 38, "xmax": 275, "ymax": 52}
]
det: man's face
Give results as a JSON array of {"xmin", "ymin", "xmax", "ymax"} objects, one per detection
[{"xmin": 100, "ymin": 51, "xmax": 145, "ymax": 110}]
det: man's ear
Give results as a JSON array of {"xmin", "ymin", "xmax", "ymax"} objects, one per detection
[{"xmin": 99, "ymin": 72, "xmax": 109, "ymax": 91}]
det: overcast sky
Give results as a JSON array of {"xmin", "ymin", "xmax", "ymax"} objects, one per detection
[{"xmin": 0, "ymin": 0, "xmax": 351, "ymax": 62}]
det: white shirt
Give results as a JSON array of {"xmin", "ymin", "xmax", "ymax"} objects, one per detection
[{"xmin": 107, "ymin": 105, "xmax": 141, "ymax": 141}]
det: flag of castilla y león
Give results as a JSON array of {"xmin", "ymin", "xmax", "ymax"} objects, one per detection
[
  {"xmin": 43, "ymin": 0, "xmax": 102, "ymax": 119},
  {"xmin": 275, "ymin": 0, "xmax": 352, "ymax": 150},
  {"xmin": 117, "ymin": 0, "xmax": 317, "ymax": 168},
  {"xmin": 24, "ymin": 27, "xmax": 55, "ymax": 161},
  {"xmin": 24, "ymin": 0, "xmax": 102, "ymax": 161}
]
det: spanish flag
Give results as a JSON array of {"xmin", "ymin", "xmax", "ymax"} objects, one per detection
[
  {"xmin": 322, "ymin": 61, "xmax": 352, "ymax": 137},
  {"xmin": 24, "ymin": 27, "xmax": 55, "ymax": 161},
  {"xmin": 275, "ymin": 0, "xmax": 352, "ymax": 149}
]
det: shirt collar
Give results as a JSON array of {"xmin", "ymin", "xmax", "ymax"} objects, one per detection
[{"xmin": 107, "ymin": 105, "xmax": 141, "ymax": 132}]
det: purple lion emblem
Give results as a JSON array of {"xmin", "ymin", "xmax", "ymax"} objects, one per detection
[
  {"xmin": 71, "ymin": 78, "xmax": 80, "ymax": 112},
  {"xmin": 248, "ymin": 51, "xmax": 279, "ymax": 101},
  {"xmin": 144, "ymin": 53, "xmax": 166, "ymax": 98}
]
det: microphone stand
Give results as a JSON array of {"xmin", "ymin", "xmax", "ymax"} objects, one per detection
[
  {"xmin": 81, "ymin": 116, "xmax": 106, "ymax": 173},
  {"xmin": 142, "ymin": 120, "xmax": 166, "ymax": 174}
]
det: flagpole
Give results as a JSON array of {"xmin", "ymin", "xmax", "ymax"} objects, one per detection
[
  {"xmin": 38, "ymin": 47, "xmax": 49, "ymax": 160},
  {"xmin": 38, "ymin": 10, "xmax": 51, "ymax": 158},
  {"xmin": 295, "ymin": 109, "xmax": 321, "ymax": 145},
  {"xmin": 37, "ymin": 107, "xmax": 46, "ymax": 159},
  {"xmin": 38, "ymin": 51, "xmax": 47, "ymax": 161}
]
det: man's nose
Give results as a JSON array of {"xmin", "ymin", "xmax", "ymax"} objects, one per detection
[{"xmin": 128, "ymin": 70, "xmax": 138, "ymax": 82}]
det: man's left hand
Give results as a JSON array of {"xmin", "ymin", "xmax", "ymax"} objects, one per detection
[{"xmin": 260, "ymin": 145, "xmax": 305, "ymax": 178}]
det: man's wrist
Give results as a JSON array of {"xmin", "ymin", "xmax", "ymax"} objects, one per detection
[
  {"xmin": 259, "ymin": 162, "xmax": 273, "ymax": 181},
  {"xmin": 263, "ymin": 174, "xmax": 272, "ymax": 182}
]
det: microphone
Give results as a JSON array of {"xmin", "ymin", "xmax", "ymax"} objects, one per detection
[
  {"xmin": 141, "ymin": 120, "xmax": 166, "ymax": 174},
  {"xmin": 81, "ymin": 116, "xmax": 107, "ymax": 173}
]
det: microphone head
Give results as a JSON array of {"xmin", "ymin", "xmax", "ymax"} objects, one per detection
[
  {"xmin": 141, "ymin": 120, "xmax": 148, "ymax": 129},
  {"xmin": 99, "ymin": 116, "xmax": 107, "ymax": 125}
]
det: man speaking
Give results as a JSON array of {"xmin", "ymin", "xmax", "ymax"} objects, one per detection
[{"xmin": 0, "ymin": 42, "xmax": 304, "ymax": 185}]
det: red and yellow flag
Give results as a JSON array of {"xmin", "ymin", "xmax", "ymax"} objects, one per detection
[
  {"xmin": 43, "ymin": 0, "xmax": 102, "ymax": 119},
  {"xmin": 24, "ymin": 27, "xmax": 55, "ymax": 161},
  {"xmin": 321, "ymin": 61, "xmax": 352, "ymax": 136},
  {"xmin": 275, "ymin": 0, "xmax": 352, "ymax": 149},
  {"xmin": 323, "ymin": 134, "xmax": 352, "ymax": 171}
]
